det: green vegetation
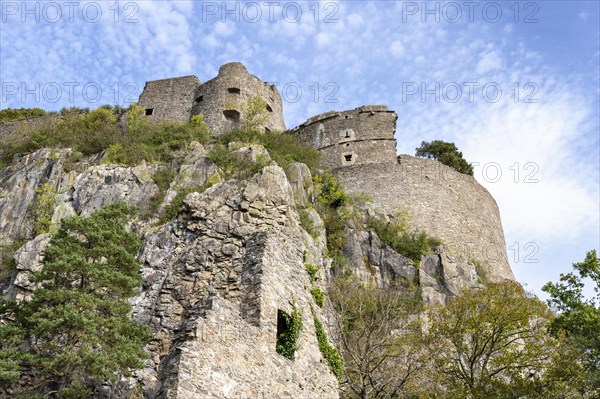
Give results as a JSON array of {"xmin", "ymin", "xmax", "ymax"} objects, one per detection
[
  {"xmin": 299, "ymin": 209, "xmax": 318, "ymax": 239},
  {"xmin": 314, "ymin": 173, "xmax": 353, "ymax": 259},
  {"xmin": 469, "ymin": 258, "xmax": 490, "ymax": 285},
  {"xmin": 305, "ymin": 263, "xmax": 318, "ymax": 284},
  {"xmin": 311, "ymin": 305, "xmax": 343, "ymax": 380},
  {"xmin": 207, "ymin": 143, "xmax": 270, "ymax": 181},
  {"xmin": 241, "ymin": 94, "xmax": 269, "ymax": 131},
  {"xmin": 427, "ymin": 280, "xmax": 584, "ymax": 399},
  {"xmin": 0, "ymin": 203, "xmax": 151, "ymax": 398},
  {"xmin": 330, "ymin": 278, "xmax": 424, "ymax": 398},
  {"xmin": 276, "ymin": 306, "xmax": 303, "ymax": 360},
  {"xmin": 28, "ymin": 183, "xmax": 56, "ymax": 235},
  {"xmin": 1, "ymin": 105, "xmax": 210, "ymax": 167},
  {"xmin": 214, "ymin": 128, "xmax": 320, "ymax": 175},
  {"xmin": 0, "ymin": 107, "xmax": 46, "ymax": 122},
  {"xmin": 310, "ymin": 287, "xmax": 325, "ymax": 308},
  {"xmin": 103, "ymin": 105, "xmax": 210, "ymax": 165},
  {"xmin": 0, "ymin": 240, "xmax": 25, "ymax": 283},
  {"xmin": 543, "ymin": 249, "xmax": 600, "ymax": 391},
  {"xmin": 415, "ymin": 140, "xmax": 474, "ymax": 176},
  {"xmin": 158, "ymin": 183, "xmax": 213, "ymax": 224},
  {"xmin": 367, "ymin": 212, "xmax": 442, "ymax": 266}
]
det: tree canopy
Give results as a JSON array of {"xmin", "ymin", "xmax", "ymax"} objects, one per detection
[
  {"xmin": 415, "ymin": 140, "xmax": 474, "ymax": 176},
  {"xmin": 0, "ymin": 203, "xmax": 151, "ymax": 398},
  {"xmin": 543, "ymin": 249, "xmax": 600, "ymax": 391}
]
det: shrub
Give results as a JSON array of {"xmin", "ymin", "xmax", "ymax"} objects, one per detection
[
  {"xmin": 158, "ymin": 182, "xmax": 214, "ymax": 224},
  {"xmin": 367, "ymin": 212, "xmax": 442, "ymax": 266},
  {"xmin": 0, "ymin": 108, "xmax": 45, "ymax": 122},
  {"xmin": 0, "ymin": 240, "xmax": 25, "ymax": 283},
  {"xmin": 305, "ymin": 263, "xmax": 318, "ymax": 284},
  {"xmin": 311, "ymin": 306, "xmax": 343, "ymax": 380},
  {"xmin": 276, "ymin": 306, "xmax": 303, "ymax": 360},
  {"xmin": 207, "ymin": 143, "xmax": 268, "ymax": 181},
  {"xmin": 28, "ymin": 183, "xmax": 56, "ymax": 236},
  {"xmin": 215, "ymin": 128, "xmax": 321, "ymax": 176},
  {"xmin": 1, "ymin": 104, "xmax": 210, "ymax": 167},
  {"xmin": 310, "ymin": 287, "xmax": 325, "ymax": 308},
  {"xmin": 299, "ymin": 209, "xmax": 318, "ymax": 239}
]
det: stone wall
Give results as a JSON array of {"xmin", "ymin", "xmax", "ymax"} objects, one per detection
[
  {"xmin": 138, "ymin": 76, "xmax": 202, "ymax": 122},
  {"xmin": 191, "ymin": 62, "xmax": 286, "ymax": 135},
  {"xmin": 334, "ymin": 157, "xmax": 514, "ymax": 282},
  {"xmin": 288, "ymin": 106, "xmax": 397, "ymax": 169}
]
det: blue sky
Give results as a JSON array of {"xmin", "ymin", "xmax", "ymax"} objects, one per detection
[{"xmin": 1, "ymin": 0, "xmax": 599, "ymax": 297}]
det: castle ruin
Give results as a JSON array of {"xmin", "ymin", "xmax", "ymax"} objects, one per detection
[
  {"xmin": 137, "ymin": 62, "xmax": 286, "ymax": 134},
  {"xmin": 137, "ymin": 62, "xmax": 514, "ymax": 281}
]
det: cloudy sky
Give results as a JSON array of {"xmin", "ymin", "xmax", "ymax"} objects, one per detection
[{"xmin": 1, "ymin": 0, "xmax": 598, "ymax": 297}]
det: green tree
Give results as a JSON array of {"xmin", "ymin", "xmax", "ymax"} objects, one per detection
[
  {"xmin": 0, "ymin": 203, "xmax": 151, "ymax": 398},
  {"xmin": 415, "ymin": 140, "xmax": 474, "ymax": 175},
  {"xmin": 427, "ymin": 281, "xmax": 563, "ymax": 399},
  {"xmin": 543, "ymin": 250, "xmax": 600, "ymax": 391},
  {"xmin": 241, "ymin": 95, "xmax": 269, "ymax": 131},
  {"xmin": 330, "ymin": 278, "xmax": 425, "ymax": 399}
]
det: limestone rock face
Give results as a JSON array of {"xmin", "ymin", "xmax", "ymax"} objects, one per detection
[
  {"xmin": 419, "ymin": 251, "xmax": 481, "ymax": 306},
  {"xmin": 133, "ymin": 164, "xmax": 339, "ymax": 398},
  {"xmin": 6, "ymin": 233, "xmax": 50, "ymax": 302}
]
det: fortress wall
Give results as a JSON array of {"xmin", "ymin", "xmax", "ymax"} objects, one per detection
[
  {"xmin": 137, "ymin": 75, "xmax": 201, "ymax": 122},
  {"xmin": 334, "ymin": 157, "xmax": 514, "ymax": 282},
  {"xmin": 319, "ymin": 139, "xmax": 397, "ymax": 169},
  {"xmin": 191, "ymin": 62, "xmax": 286, "ymax": 135},
  {"xmin": 289, "ymin": 106, "xmax": 398, "ymax": 168}
]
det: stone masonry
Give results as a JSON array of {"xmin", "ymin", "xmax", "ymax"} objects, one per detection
[
  {"xmin": 137, "ymin": 76, "xmax": 202, "ymax": 122},
  {"xmin": 290, "ymin": 105, "xmax": 514, "ymax": 282},
  {"xmin": 287, "ymin": 106, "xmax": 398, "ymax": 169},
  {"xmin": 137, "ymin": 63, "xmax": 286, "ymax": 135}
]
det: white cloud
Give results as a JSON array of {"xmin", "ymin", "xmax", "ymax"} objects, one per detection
[
  {"xmin": 476, "ymin": 50, "xmax": 504, "ymax": 74},
  {"xmin": 389, "ymin": 40, "xmax": 405, "ymax": 57}
]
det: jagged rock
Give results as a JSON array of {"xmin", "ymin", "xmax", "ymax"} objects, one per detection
[
  {"xmin": 69, "ymin": 161, "xmax": 160, "ymax": 216},
  {"xmin": 419, "ymin": 250, "xmax": 481, "ymax": 305},
  {"xmin": 230, "ymin": 143, "xmax": 272, "ymax": 164},
  {"xmin": 6, "ymin": 233, "xmax": 50, "ymax": 301},
  {"xmin": 130, "ymin": 164, "xmax": 338, "ymax": 398},
  {"xmin": 172, "ymin": 143, "xmax": 218, "ymax": 189},
  {"xmin": 0, "ymin": 148, "xmax": 69, "ymax": 240},
  {"xmin": 344, "ymin": 225, "xmax": 417, "ymax": 288},
  {"xmin": 286, "ymin": 162, "xmax": 314, "ymax": 208}
]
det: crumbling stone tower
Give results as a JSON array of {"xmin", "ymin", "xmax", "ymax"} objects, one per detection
[
  {"xmin": 288, "ymin": 105, "xmax": 398, "ymax": 169},
  {"xmin": 137, "ymin": 75, "xmax": 201, "ymax": 122},
  {"xmin": 191, "ymin": 62, "xmax": 286, "ymax": 134},
  {"xmin": 137, "ymin": 62, "xmax": 286, "ymax": 135}
]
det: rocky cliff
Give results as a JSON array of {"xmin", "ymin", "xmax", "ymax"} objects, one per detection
[{"xmin": 0, "ymin": 137, "xmax": 499, "ymax": 397}]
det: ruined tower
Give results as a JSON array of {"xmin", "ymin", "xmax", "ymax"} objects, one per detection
[
  {"xmin": 190, "ymin": 62, "xmax": 286, "ymax": 135},
  {"xmin": 288, "ymin": 106, "xmax": 398, "ymax": 169},
  {"xmin": 137, "ymin": 62, "xmax": 286, "ymax": 135},
  {"xmin": 137, "ymin": 75, "xmax": 201, "ymax": 122}
]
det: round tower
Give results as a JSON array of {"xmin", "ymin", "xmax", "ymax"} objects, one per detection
[
  {"xmin": 288, "ymin": 105, "xmax": 398, "ymax": 169},
  {"xmin": 191, "ymin": 62, "xmax": 286, "ymax": 135}
]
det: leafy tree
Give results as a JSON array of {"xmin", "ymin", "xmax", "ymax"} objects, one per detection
[
  {"xmin": 543, "ymin": 250, "xmax": 600, "ymax": 391},
  {"xmin": 0, "ymin": 107, "xmax": 46, "ymax": 122},
  {"xmin": 426, "ymin": 281, "xmax": 578, "ymax": 399},
  {"xmin": 330, "ymin": 278, "xmax": 425, "ymax": 399},
  {"xmin": 241, "ymin": 95, "xmax": 269, "ymax": 131},
  {"xmin": 0, "ymin": 203, "xmax": 151, "ymax": 398},
  {"xmin": 415, "ymin": 140, "xmax": 474, "ymax": 176}
]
